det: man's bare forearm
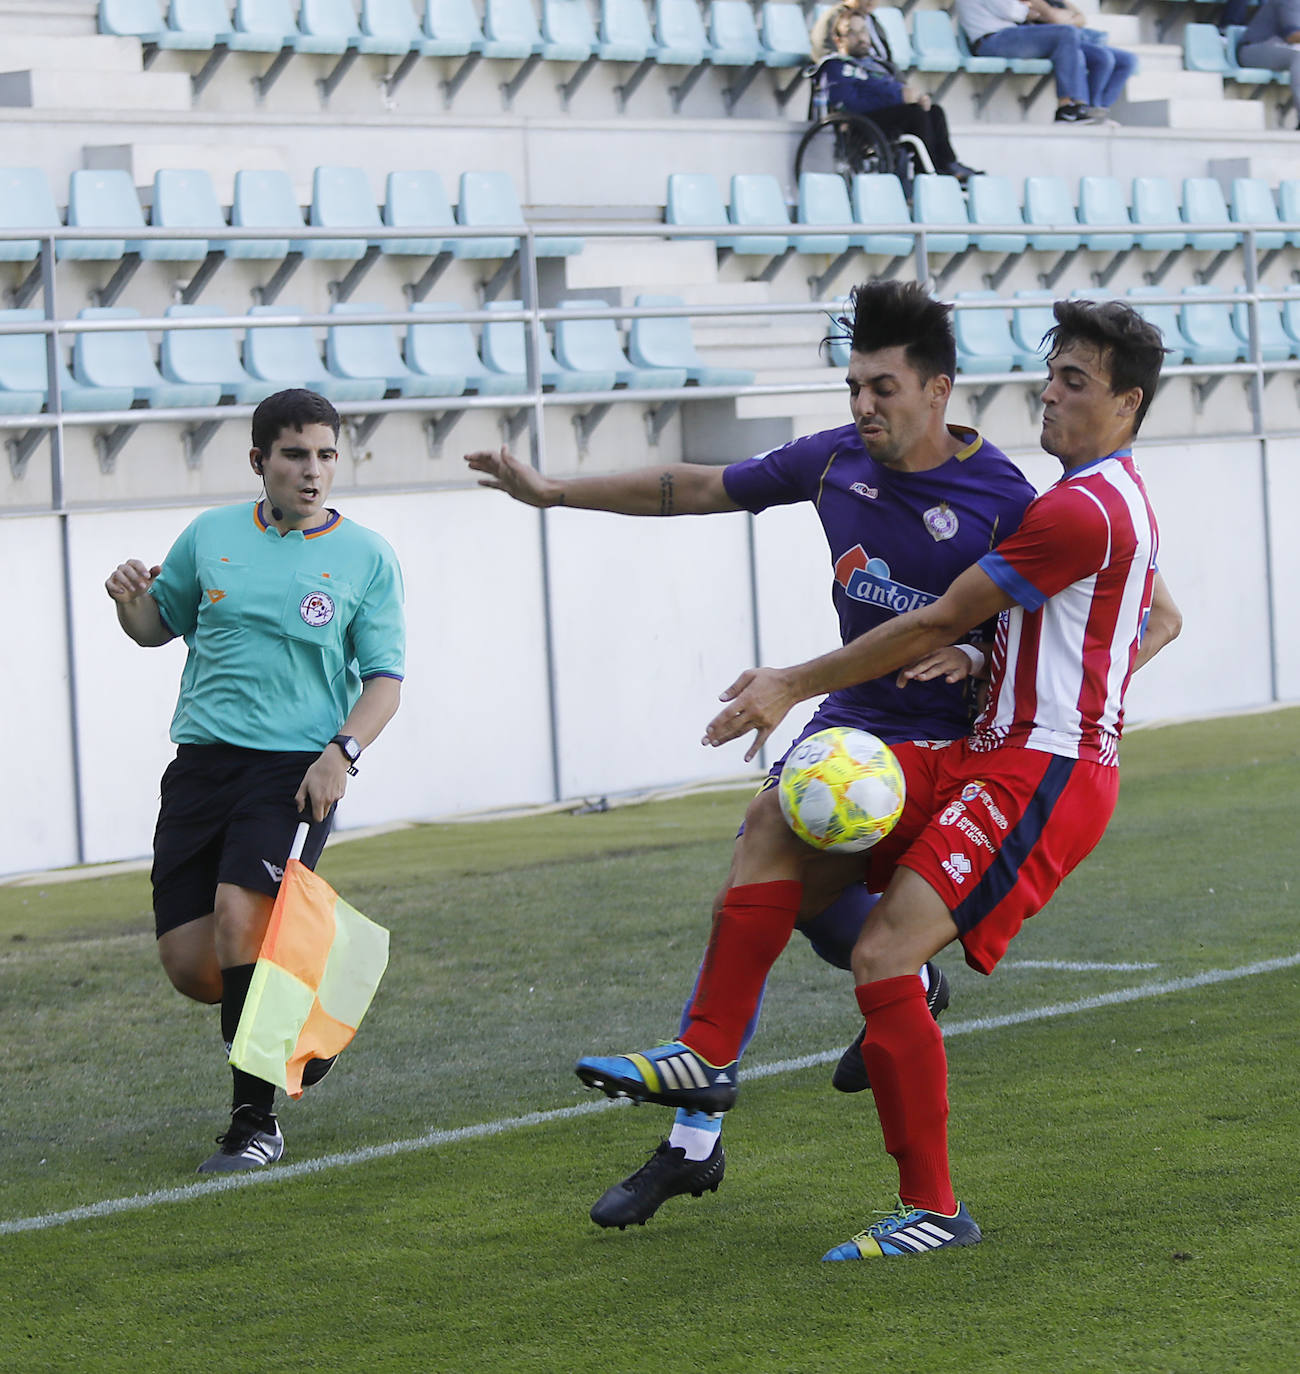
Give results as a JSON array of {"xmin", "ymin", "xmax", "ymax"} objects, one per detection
[{"xmin": 553, "ymin": 464, "xmax": 739, "ymax": 516}]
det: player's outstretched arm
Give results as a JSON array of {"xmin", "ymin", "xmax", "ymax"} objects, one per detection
[
  {"xmin": 464, "ymin": 445, "xmax": 741, "ymax": 516},
  {"xmin": 105, "ymin": 559, "xmax": 174, "ymax": 647},
  {"xmin": 295, "ymin": 676, "xmax": 402, "ymax": 823},
  {"xmin": 1133, "ymin": 572, "xmax": 1182, "ymax": 673}
]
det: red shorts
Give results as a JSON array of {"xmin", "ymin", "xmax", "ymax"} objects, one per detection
[{"xmin": 865, "ymin": 740, "xmax": 1120, "ymax": 975}]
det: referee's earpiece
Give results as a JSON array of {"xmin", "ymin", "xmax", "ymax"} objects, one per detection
[{"xmin": 252, "ymin": 453, "xmax": 282, "ymax": 521}]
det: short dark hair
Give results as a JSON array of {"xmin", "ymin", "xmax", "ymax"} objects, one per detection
[
  {"xmin": 250, "ymin": 389, "xmax": 341, "ymax": 455},
  {"xmin": 1043, "ymin": 299, "xmax": 1166, "ymax": 434},
  {"xmin": 830, "ymin": 281, "xmax": 957, "ymax": 383}
]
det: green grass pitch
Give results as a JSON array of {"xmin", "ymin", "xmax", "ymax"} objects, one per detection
[{"xmin": 1, "ymin": 708, "xmax": 1298, "ymax": 1373}]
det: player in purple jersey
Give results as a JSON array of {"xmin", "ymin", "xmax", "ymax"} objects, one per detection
[{"xmin": 466, "ymin": 282, "xmax": 1035, "ymax": 1230}]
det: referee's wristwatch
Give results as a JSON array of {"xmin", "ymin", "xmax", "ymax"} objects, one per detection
[{"xmin": 329, "ymin": 733, "xmax": 361, "ymax": 775}]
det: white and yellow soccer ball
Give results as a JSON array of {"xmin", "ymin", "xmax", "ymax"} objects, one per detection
[{"xmin": 777, "ymin": 727, "xmax": 906, "ymax": 853}]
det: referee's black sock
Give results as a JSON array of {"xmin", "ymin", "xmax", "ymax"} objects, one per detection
[{"xmin": 220, "ymin": 963, "xmax": 276, "ymax": 1120}]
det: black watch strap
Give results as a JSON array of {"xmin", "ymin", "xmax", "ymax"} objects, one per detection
[{"xmin": 329, "ymin": 734, "xmax": 361, "ymax": 773}]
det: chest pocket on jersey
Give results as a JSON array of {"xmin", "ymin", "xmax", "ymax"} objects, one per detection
[{"xmin": 279, "ymin": 572, "xmax": 352, "ymax": 647}]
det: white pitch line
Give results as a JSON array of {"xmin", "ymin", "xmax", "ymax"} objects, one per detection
[
  {"xmin": 1002, "ymin": 959, "xmax": 1161, "ymax": 972},
  {"xmin": 5, "ymin": 951, "xmax": 1299, "ymax": 1239}
]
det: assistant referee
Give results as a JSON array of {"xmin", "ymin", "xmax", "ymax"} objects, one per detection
[{"xmin": 106, "ymin": 388, "xmax": 405, "ymax": 1173}]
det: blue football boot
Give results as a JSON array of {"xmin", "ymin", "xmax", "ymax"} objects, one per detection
[
  {"xmin": 575, "ymin": 1041, "xmax": 738, "ymax": 1114},
  {"xmin": 822, "ymin": 1199, "xmax": 982, "ymax": 1260}
]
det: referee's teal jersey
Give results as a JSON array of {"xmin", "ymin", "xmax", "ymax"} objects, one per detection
[{"xmin": 150, "ymin": 502, "xmax": 405, "ymax": 751}]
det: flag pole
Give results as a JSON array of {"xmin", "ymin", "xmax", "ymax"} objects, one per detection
[{"xmin": 288, "ymin": 821, "xmax": 310, "ymax": 864}]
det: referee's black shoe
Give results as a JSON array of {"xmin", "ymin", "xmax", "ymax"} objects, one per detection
[
  {"xmin": 831, "ymin": 962, "xmax": 951, "ymax": 1094},
  {"xmin": 589, "ymin": 1137, "xmax": 726, "ymax": 1229},
  {"xmin": 197, "ymin": 1104, "xmax": 284, "ymax": 1173}
]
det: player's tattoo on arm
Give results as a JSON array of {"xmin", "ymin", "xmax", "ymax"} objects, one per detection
[{"xmin": 658, "ymin": 472, "xmax": 675, "ymax": 516}]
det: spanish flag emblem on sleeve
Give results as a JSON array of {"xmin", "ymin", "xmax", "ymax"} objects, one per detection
[{"xmin": 230, "ymin": 825, "xmax": 390, "ymax": 1099}]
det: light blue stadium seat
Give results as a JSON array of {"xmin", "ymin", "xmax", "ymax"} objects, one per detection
[
  {"xmin": 1078, "ymin": 176, "xmax": 1135, "ymax": 252},
  {"xmin": 1182, "ymin": 21, "xmax": 1229, "ymax": 73},
  {"xmin": 1182, "ymin": 177, "xmax": 1239, "ymax": 252},
  {"xmin": 710, "ymin": 0, "xmax": 762, "ymax": 65},
  {"xmin": 421, "ymin": 0, "xmax": 484, "ymax": 53},
  {"xmin": 954, "ymin": 23, "xmax": 1006, "ymax": 73},
  {"xmin": 326, "ymin": 302, "xmax": 450, "ymax": 395},
  {"xmin": 73, "ymin": 306, "xmax": 223, "ymax": 407},
  {"xmin": 628, "ymin": 293, "xmax": 754, "ymax": 384},
  {"xmin": 954, "ymin": 291, "xmax": 1039, "ymax": 373},
  {"xmin": 1010, "ymin": 289, "xmax": 1056, "ymax": 361},
  {"xmin": 363, "ymin": 0, "xmax": 439, "ymax": 52},
  {"xmin": 1281, "ymin": 286, "xmax": 1300, "ymax": 350},
  {"xmin": 300, "ymin": 0, "xmax": 412, "ymax": 53},
  {"xmin": 229, "ymin": 168, "xmax": 312, "ymax": 259},
  {"xmin": 234, "ymin": 0, "xmax": 309, "ymax": 47},
  {"xmin": 655, "ymin": 0, "xmax": 709, "ymax": 65},
  {"xmin": 383, "ymin": 170, "xmax": 455, "ymax": 256},
  {"xmin": 794, "ymin": 172, "xmax": 856, "ymax": 256},
  {"xmin": 1125, "ymin": 286, "xmax": 1190, "ymax": 366},
  {"xmin": 63, "ymin": 169, "xmax": 159, "ymax": 262},
  {"xmin": 0, "ymin": 167, "xmax": 61, "ymax": 263},
  {"xmin": 1131, "ymin": 176, "xmax": 1187, "ymax": 252},
  {"xmin": 1024, "ymin": 175, "xmax": 1081, "ymax": 253},
  {"xmin": 912, "ymin": 174, "xmax": 970, "ymax": 254},
  {"xmin": 665, "ymin": 172, "xmax": 737, "ymax": 252},
  {"xmin": 850, "ymin": 173, "xmax": 913, "ymax": 257},
  {"xmin": 483, "ymin": 0, "xmax": 543, "ymax": 58},
  {"xmin": 169, "ymin": 0, "xmax": 269, "ymax": 49},
  {"xmin": 1279, "ymin": 179, "xmax": 1300, "ymax": 247},
  {"xmin": 556, "ymin": 298, "xmax": 687, "ymax": 388},
  {"xmin": 598, "ymin": 0, "xmax": 653, "ymax": 60},
  {"xmin": 149, "ymin": 168, "xmax": 227, "ymax": 261},
  {"xmin": 481, "ymin": 299, "xmax": 591, "ymax": 390},
  {"xmin": 873, "ymin": 7, "xmax": 912, "ymax": 70},
  {"xmin": 541, "ymin": 0, "xmax": 597, "ymax": 59},
  {"xmin": 161, "ymin": 304, "xmax": 266, "ymax": 402},
  {"xmin": 405, "ymin": 301, "xmax": 524, "ymax": 394},
  {"xmin": 1178, "ymin": 283, "xmax": 1246, "ymax": 364},
  {"xmin": 456, "ymin": 171, "xmax": 583, "ymax": 260},
  {"xmin": 759, "ymin": 2, "xmax": 810, "ymax": 66},
  {"xmin": 728, "ymin": 173, "xmax": 791, "ymax": 255},
  {"xmin": 967, "ymin": 175, "xmax": 1027, "ymax": 254},
  {"xmin": 303, "ymin": 166, "xmax": 380, "ymax": 260},
  {"xmin": 100, "ymin": 0, "xmax": 210, "ymax": 47},
  {"xmin": 825, "ymin": 294, "xmax": 851, "ymax": 368},
  {"xmin": 244, "ymin": 305, "xmax": 385, "ymax": 400},
  {"xmin": 1230, "ymin": 287, "xmax": 1294, "ymax": 361},
  {"xmin": 1229, "ymin": 177, "xmax": 1285, "ymax": 251},
  {"xmin": 911, "ymin": 9, "xmax": 960, "ymax": 72},
  {"xmin": 1225, "ymin": 24, "xmax": 1275, "ymax": 83},
  {"xmin": 0, "ymin": 307, "xmax": 134, "ymax": 412}
]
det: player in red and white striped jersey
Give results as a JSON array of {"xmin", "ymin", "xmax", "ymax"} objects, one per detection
[{"xmin": 678, "ymin": 299, "xmax": 1183, "ymax": 1259}]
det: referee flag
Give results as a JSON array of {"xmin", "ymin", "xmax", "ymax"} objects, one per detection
[{"xmin": 230, "ymin": 825, "xmax": 390, "ymax": 1098}]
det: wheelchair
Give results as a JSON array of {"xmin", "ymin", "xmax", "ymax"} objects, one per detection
[{"xmin": 792, "ymin": 57, "xmax": 935, "ymax": 196}]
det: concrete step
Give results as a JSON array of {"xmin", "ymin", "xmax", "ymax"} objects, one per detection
[
  {"xmin": 0, "ymin": 67, "xmax": 191, "ymax": 111},
  {"xmin": 1123, "ymin": 41, "xmax": 1188, "ymax": 75},
  {"xmin": 0, "ymin": 35, "xmax": 144, "ymax": 71},
  {"xmin": 84, "ymin": 143, "xmax": 289, "ymax": 203},
  {"xmin": 1089, "ymin": 14, "xmax": 1144, "ymax": 46},
  {"xmin": 1115, "ymin": 95, "xmax": 1266, "ymax": 129},
  {"xmin": 0, "ymin": 1, "xmax": 97, "ymax": 35},
  {"xmin": 1122, "ymin": 69, "xmax": 1226, "ymax": 102}
]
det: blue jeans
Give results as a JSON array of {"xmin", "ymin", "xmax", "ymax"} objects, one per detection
[
  {"xmin": 976, "ymin": 23, "xmax": 1088, "ymax": 103},
  {"xmin": 1081, "ymin": 33, "xmax": 1136, "ymax": 108}
]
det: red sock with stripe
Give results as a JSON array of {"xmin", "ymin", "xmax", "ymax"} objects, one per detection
[
  {"xmin": 680, "ymin": 880, "xmax": 802, "ymax": 1066},
  {"xmin": 855, "ymin": 974, "xmax": 956, "ymax": 1216}
]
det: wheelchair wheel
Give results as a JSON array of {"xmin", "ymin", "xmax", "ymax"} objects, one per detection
[{"xmin": 793, "ymin": 113, "xmax": 896, "ymax": 188}]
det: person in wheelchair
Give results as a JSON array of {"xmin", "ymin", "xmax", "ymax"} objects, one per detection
[{"xmin": 823, "ymin": 4, "xmax": 979, "ymax": 183}]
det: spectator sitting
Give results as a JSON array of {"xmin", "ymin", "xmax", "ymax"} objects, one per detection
[
  {"xmin": 1236, "ymin": 0, "xmax": 1300, "ymax": 127},
  {"xmin": 811, "ymin": 0, "xmax": 862, "ymax": 61},
  {"xmin": 955, "ymin": 0, "xmax": 1095, "ymax": 121},
  {"xmin": 1039, "ymin": 0, "xmax": 1136, "ymax": 122},
  {"xmin": 822, "ymin": 4, "xmax": 980, "ymax": 182}
]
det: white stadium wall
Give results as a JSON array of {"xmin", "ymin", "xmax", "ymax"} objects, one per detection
[{"xmin": 2, "ymin": 433, "xmax": 1292, "ymax": 877}]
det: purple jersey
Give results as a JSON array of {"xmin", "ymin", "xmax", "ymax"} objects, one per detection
[{"xmin": 723, "ymin": 422, "xmax": 1035, "ymax": 744}]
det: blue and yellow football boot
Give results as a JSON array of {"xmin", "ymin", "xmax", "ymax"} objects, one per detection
[
  {"xmin": 822, "ymin": 1199, "xmax": 982, "ymax": 1260},
  {"xmin": 574, "ymin": 1041, "xmax": 738, "ymax": 1113}
]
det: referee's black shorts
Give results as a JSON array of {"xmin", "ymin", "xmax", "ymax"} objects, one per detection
[{"xmin": 151, "ymin": 744, "xmax": 334, "ymax": 938}]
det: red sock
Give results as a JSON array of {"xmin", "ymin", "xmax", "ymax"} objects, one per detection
[
  {"xmin": 855, "ymin": 975, "xmax": 956, "ymax": 1216},
  {"xmin": 681, "ymin": 881, "xmax": 802, "ymax": 1065}
]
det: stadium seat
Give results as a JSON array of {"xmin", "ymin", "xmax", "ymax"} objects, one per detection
[
  {"xmin": 405, "ymin": 301, "xmax": 523, "ymax": 394},
  {"xmin": 911, "ymin": 174, "xmax": 970, "ymax": 255},
  {"xmin": 59, "ymin": 169, "xmax": 142, "ymax": 262},
  {"xmin": 244, "ymin": 305, "xmax": 386, "ymax": 400},
  {"xmin": 229, "ymin": 168, "xmax": 312, "ymax": 260},
  {"xmin": 666, "ymin": 172, "xmax": 743, "ymax": 255},
  {"xmin": 1010, "ymin": 289, "xmax": 1055, "ymax": 362},
  {"xmin": 597, "ymin": 0, "xmax": 654, "ymax": 61},
  {"xmin": 161, "ymin": 304, "xmax": 267, "ymax": 403},
  {"xmin": 1279, "ymin": 179, "xmax": 1300, "ymax": 247},
  {"xmin": 363, "ymin": 0, "xmax": 438, "ymax": 51},
  {"xmin": 1182, "ymin": 177, "xmax": 1240, "ymax": 252},
  {"xmin": 420, "ymin": 0, "xmax": 486, "ymax": 54},
  {"xmin": 0, "ymin": 307, "xmax": 135, "ymax": 412},
  {"xmin": 73, "ymin": 307, "xmax": 223, "ymax": 407},
  {"xmin": 850, "ymin": 173, "xmax": 914, "ymax": 258},
  {"xmin": 966, "ymin": 175, "xmax": 1027, "ymax": 254},
  {"xmin": 382, "ymin": 170, "xmax": 456, "ymax": 257},
  {"xmin": 1229, "ymin": 177, "xmax": 1286, "ymax": 252},
  {"xmin": 1131, "ymin": 176, "xmax": 1188, "ymax": 253},
  {"xmin": 1077, "ymin": 176, "xmax": 1136, "ymax": 252},
  {"xmin": 1230, "ymin": 287, "xmax": 1294, "ymax": 361},
  {"xmin": 953, "ymin": 290, "xmax": 1039, "ymax": 373},
  {"xmin": 300, "ymin": 0, "xmax": 412, "ymax": 53},
  {"xmin": 148, "ymin": 168, "xmax": 228, "ymax": 261},
  {"xmin": 1182, "ymin": 22, "xmax": 1230, "ymax": 73},
  {"xmin": 628, "ymin": 293, "xmax": 754, "ymax": 385},
  {"xmin": 456, "ymin": 171, "xmax": 584, "ymax": 261},
  {"xmin": 911, "ymin": 10, "xmax": 961, "ymax": 73},
  {"xmin": 794, "ymin": 172, "xmax": 856, "ymax": 257},
  {"xmin": 0, "ymin": 167, "xmax": 61, "ymax": 263},
  {"xmin": 872, "ymin": 6, "xmax": 913, "ymax": 69},
  {"xmin": 1024, "ymin": 175, "xmax": 1081, "ymax": 253},
  {"xmin": 326, "ymin": 302, "xmax": 453, "ymax": 396},
  {"xmin": 759, "ymin": 2, "xmax": 811, "ymax": 66},
  {"xmin": 1224, "ymin": 25, "xmax": 1275, "ymax": 83},
  {"xmin": 953, "ymin": 23, "xmax": 1007, "ymax": 75},
  {"xmin": 1124, "ymin": 286, "xmax": 1190, "ymax": 366},
  {"xmin": 709, "ymin": 0, "xmax": 762, "ymax": 65},
  {"xmin": 172, "ymin": 0, "xmax": 283, "ymax": 53},
  {"xmin": 305, "ymin": 165, "xmax": 381, "ymax": 260},
  {"xmin": 727, "ymin": 173, "xmax": 792, "ymax": 255},
  {"xmin": 1281, "ymin": 286, "xmax": 1300, "ymax": 350},
  {"xmin": 555, "ymin": 299, "xmax": 687, "ymax": 388},
  {"xmin": 99, "ymin": 0, "xmax": 212, "ymax": 49},
  {"xmin": 1178, "ymin": 283, "xmax": 1247, "ymax": 364},
  {"xmin": 482, "ymin": 0, "xmax": 544, "ymax": 58},
  {"xmin": 481, "ymin": 299, "xmax": 601, "ymax": 390},
  {"xmin": 234, "ymin": 0, "xmax": 310, "ymax": 47},
  {"xmin": 540, "ymin": 0, "xmax": 597, "ymax": 59},
  {"xmin": 654, "ymin": 0, "xmax": 710, "ymax": 66}
]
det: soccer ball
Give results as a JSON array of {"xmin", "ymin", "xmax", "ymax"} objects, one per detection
[{"xmin": 777, "ymin": 727, "xmax": 906, "ymax": 853}]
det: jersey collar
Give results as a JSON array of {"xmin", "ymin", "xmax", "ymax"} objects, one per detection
[
  {"xmin": 253, "ymin": 501, "xmax": 344, "ymax": 539},
  {"xmin": 1064, "ymin": 448, "xmax": 1132, "ymax": 479}
]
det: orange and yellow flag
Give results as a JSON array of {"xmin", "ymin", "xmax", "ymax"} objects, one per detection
[{"xmin": 230, "ymin": 854, "xmax": 389, "ymax": 1099}]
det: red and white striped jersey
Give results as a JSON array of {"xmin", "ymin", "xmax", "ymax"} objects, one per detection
[{"xmin": 972, "ymin": 451, "xmax": 1158, "ymax": 765}]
